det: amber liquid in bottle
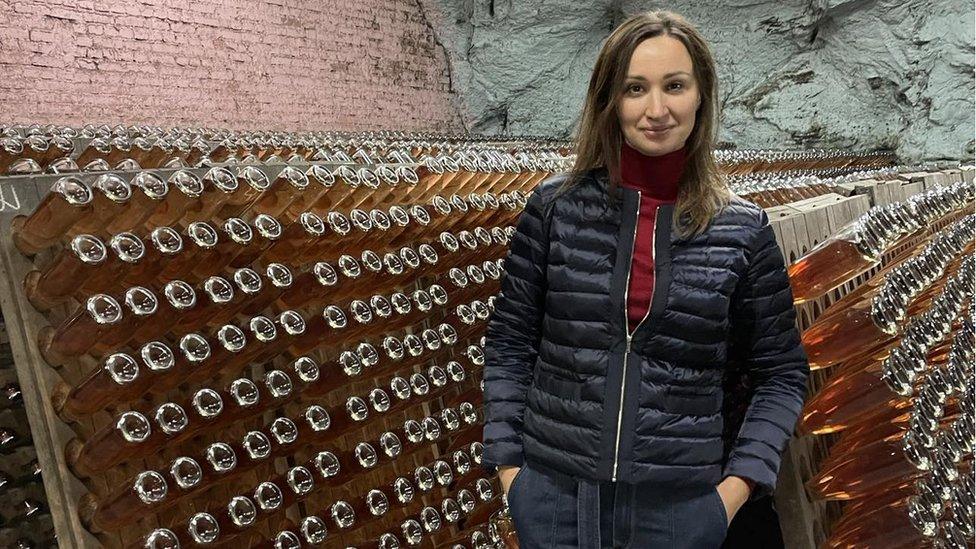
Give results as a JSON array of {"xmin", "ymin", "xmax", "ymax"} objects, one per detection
[
  {"xmin": 24, "ymin": 234, "xmax": 107, "ymax": 311},
  {"xmin": 223, "ymin": 214, "xmax": 282, "ymax": 271},
  {"xmin": 823, "ymin": 496, "xmax": 946, "ymax": 549},
  {"xmin": 789, "ymin": 207, "xmax": 971, "ymax": 306},
  {"xmin": 127, "ymin": 229, "xmax": 184, "ymax": 288},
  {"xmin": 91, "ymin": 286, "xmax": 160, "ymax": 353},
  {"xmin": 812, "ymin": 239, "xmax": 972, "ymax": 327},
  {"xmin": 240, "ymin": 166, "xmax": 310, "ymax": 220},
  {"xmin": 788, "ymin": 237, "xmax": 877, "ymax": 305},
  {"xmin": 54, "ymin": 352, "xmax": 141, "ymax": 420},
  {"xmin": 40, "ymin": 294, "xmax": 123, "ymax": 363},
  {"xmin": 103, "ymin": 177, "xmax": 163, "ymax": 236},
  {"xmin": 830, "ymin": 477, "xmax": 921, "ymax": 535},
  {"xmin": 80, "ymin": 469, "xmax": 170, "ymax": 533},
  {"xmin": 145, "ymin": 171, "xmax": 205, "ymax": 227},
  {"xmin": 172, "ymin": 167, "xmax": 238, "ymax": 227},
  {"xmin": 800, "ymin": 345, "xmax": 950, "ymax": 435},
  {"xmin": 71, "ymin": 176, "xmax": 134, "ymax": 235},
  {"xmin": 800, "ymin": 254, "xmax": 968, "ymax": 371},
  {"xmin": 238, "ymin": 263, "xmax": 293, "ymax": 316},
  {"xmin": 806, "ymin": 435, "xmax": 966, "ymax": 501},
  {"xmin": 73, "ymin": 233, "xmax": 146, "ymax": 298},
  {"xmin": 11, "ymin": 177, "xmax": 94, "ymax": 255},
  {"xmin": 259, "ymin": 212, "xmax": 325, "ymax": 264},
  {"xmin": 67, "ymin": 411, "xmax": 153, "ymax": 477},
  {"xmin": 818, "ymin": 409, "xmax": 960, "ymax": 476}
]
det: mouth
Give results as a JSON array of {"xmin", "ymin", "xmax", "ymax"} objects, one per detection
[{"xmin": 640, "ymin": 126, "xmax": 673, "ymax": 139}]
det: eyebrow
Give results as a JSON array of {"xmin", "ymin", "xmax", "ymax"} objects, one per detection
[{"xmin": 625, "ymin": 72, "xmax": 692, "ymax": 80}]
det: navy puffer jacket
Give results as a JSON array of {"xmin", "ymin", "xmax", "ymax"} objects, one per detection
[{"xmin": 481, "ymin": 167, "xmax": 810, "ymax": 498}]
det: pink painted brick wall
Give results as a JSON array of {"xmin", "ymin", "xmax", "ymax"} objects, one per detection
[{"xmin": 0, "ymin": 0, "xmax": 464, "ymax": 132}]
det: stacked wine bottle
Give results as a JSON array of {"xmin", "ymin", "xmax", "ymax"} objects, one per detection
[
  {"xmin": 0, "ymin": 311, "xmax": 55, "ymax": 549},
  {"xmin": 0, "ymin": 125, "xmax": 573, "ymax": 549},
  {"xmin": 0, "ymin": 123, "xmax": 969, "ymax": 549},
  {"xmin": 791, "ymin": 174, "xmax": 976, "ymax": 549}
]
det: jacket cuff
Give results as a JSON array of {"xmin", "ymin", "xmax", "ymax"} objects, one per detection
[
  {"xmin": 481, "ymin": 441, "xmax": 525, "ymax": 475},
  {"xmin": 722, "ymin": 455, "xmax": 775, "ymax": 501}
]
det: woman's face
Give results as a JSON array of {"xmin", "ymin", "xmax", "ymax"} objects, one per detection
[{"xmin": 617, "ymin": 35, "xmax": 701, "ymax": 157}]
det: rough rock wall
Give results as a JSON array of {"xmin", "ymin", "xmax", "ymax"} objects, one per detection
[
  {"xmin": 421, "ymin": 0, "xmax": 975, "ymax": 161},
  {"xmin": 0, "ymin": 0, "xmax": 464, "ymax": 132}
]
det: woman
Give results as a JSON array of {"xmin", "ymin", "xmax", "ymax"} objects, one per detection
[{"xmin": 481, "ymin": 10, "xmax": 810, "ymax": 549}]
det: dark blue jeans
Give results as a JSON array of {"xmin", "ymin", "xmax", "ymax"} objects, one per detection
[{"xmin": 507, "ymin": 462, "xmax": 729, "ymax": 548}]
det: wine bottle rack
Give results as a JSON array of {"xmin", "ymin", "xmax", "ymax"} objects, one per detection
[{"xmin": 0, "ymin": 123, "xmax": 970, "ymax": 549}]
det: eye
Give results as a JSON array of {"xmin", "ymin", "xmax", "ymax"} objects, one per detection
[
  {"xmin": 667, "ymin": 81, "xmax": 685, "ymax": 91},
  {"xmin": 627, "ymin": 84, "xmax": 643, "ymax": 94}
]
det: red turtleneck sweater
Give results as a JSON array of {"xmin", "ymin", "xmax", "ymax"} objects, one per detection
[{"xmin": 620, "ymin": 140, "xmax": 687, "ymax": 334}]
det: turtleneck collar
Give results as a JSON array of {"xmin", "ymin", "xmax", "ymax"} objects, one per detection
[{"xmin": 619, "ymin": 139, "xmax": 687, "ymax": 201}]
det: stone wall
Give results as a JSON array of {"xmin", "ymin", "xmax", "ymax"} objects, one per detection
[{"xmin": 421, "ymin": 0, "xmax": 975, "ymax": 161}]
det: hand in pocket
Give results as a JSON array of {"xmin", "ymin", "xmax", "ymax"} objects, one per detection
[{"xmin": 499, "ymin": 465, "xmax": 522, "ymax": 498}]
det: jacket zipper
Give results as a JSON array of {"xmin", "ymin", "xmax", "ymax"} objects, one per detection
[{"xmin": 611, "ymin": 192, "xmax": 658, "ymax": 481}]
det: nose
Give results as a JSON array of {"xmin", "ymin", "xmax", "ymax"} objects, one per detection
[{"xmin": 643, "ymin": 91, "xmax": 669, "ymax": 120}]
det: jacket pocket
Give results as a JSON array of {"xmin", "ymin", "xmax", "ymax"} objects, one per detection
[
  {"xmin": 664, "ymin": 386, "xmax": 722, "ymax": 416},
  {"xmin": 710, "ymin": 485, "xmax": 729, "ymax": 528},
  {"xmin": 507, "ymin": 465, "xmax": 528, "ymax": 503},
  {"xmin": 534, "ymin": 369, "xmax": 582, "ymax": 400},
  {"xmin": 668, "ymin": 381, "xmax": 716, "ymax": 396}
]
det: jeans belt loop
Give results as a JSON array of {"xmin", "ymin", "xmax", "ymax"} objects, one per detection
[{"xmin": 577, "ymin": 477, "xmax": 602, "ymax": 549}]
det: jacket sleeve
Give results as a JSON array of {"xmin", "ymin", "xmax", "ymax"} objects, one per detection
[
  {"xmin": 481, "ymin": 182, "xmax": 551, "ymax": 473},
  {"xmin": 722, "ymin": 208, "xmax": 810, "ymax": 500}
]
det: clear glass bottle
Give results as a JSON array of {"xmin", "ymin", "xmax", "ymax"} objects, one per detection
[{"xmin": 11, "ymin": 176, "xmax": 94, "ymax": 255}]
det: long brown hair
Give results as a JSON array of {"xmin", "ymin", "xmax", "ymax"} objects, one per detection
[{"xmin": 562, "ymin": 10, "xmax": 730, "ymax": 240}]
